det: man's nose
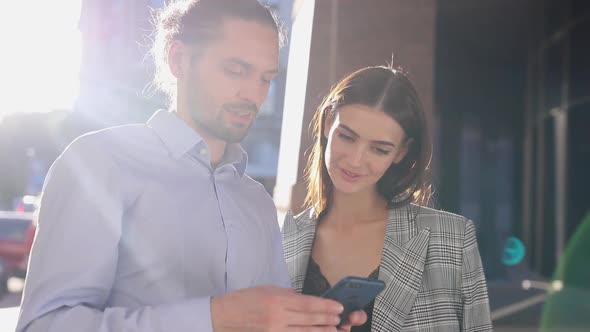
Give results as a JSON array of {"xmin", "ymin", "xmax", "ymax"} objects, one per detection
[{"xmin": 237, "ymin": 80, "xmax": 269, "ymax": 109}]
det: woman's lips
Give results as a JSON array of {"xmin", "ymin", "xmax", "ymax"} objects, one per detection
[{"xmin": 340, "ymin": 167, "xmax": 362, "ymax": 182}]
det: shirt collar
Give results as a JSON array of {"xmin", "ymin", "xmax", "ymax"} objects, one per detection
[
  {"xmin": 222, "ymin": 143, "xmax": 248, "ymax": 177},
  {"xmin": 147, "ymin": 110, "xmax": 248, "ymax": 177}
]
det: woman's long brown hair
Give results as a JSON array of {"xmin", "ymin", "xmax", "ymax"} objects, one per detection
[{"xmin": 304, "ymin": 66, "xmax": 432, "ymax": 218}]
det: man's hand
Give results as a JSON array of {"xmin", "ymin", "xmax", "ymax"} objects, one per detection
[{"xmin": 211, "ymin": 286, "xmax": 367, "ymax": 331}]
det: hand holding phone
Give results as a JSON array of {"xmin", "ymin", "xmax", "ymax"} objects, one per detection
[{"xmin": 321, "ymin": 276, "xmax": 385, "ymax": 328}]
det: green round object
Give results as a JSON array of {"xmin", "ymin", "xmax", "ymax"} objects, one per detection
[{"xmin": 502, "ymin": 236, "xmax": 525, "ymax": 266}]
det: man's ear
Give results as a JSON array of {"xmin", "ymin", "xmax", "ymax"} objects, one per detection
[
  {"xmin": 393, "ymin": 138, "xmax": 412, "ymax": 164},
  {"xmin": 168, "ymin": 40, "xmax": 188, "ymax": 79}
]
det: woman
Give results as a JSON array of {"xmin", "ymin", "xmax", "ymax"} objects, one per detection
[{"xmin": 282, "ymin": 66, "xmax": 493, "ymax": 331}]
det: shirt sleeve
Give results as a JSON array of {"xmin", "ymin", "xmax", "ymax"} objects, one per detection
[
  {"xmin": 268, "ymin": 208, "xmax": 291, "ymax": 288},
  {"xmin": 460, "ymin": 220, "xmax": 493, "ymax": 332},
  {"xmin": 16, "ymin": 137, "xmax": 213, "ymax": 332}
]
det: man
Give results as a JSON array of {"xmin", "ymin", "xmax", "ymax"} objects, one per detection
[{"xmin": 16, "ymin": 1, "xmax": 366, "ymax": 331}]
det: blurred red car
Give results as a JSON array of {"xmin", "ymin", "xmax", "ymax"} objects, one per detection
[{"xmin": 0, "ymin": 211, "xmax": 36, "ymax": 297}]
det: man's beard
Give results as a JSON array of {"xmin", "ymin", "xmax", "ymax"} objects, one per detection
[{"xmin": 188, "ymin": 96, "xmax": 258, "ymax": 144}]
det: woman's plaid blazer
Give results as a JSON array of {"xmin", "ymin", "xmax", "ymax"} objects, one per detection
[{"xmin": 282, "ymin": 204, "xmax": 493, "ymax": 331}]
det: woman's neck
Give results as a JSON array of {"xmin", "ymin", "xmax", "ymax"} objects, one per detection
[{"xmin": 323, "ymin": 189, "xmax": 389, "ymax": 227}]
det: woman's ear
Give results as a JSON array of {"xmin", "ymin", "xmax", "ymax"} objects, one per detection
[{"xmin": 393, "ymin": 138, "xmax": 412, "ymax": 164}]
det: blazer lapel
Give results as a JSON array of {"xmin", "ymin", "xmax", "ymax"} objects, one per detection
[
  {"xmin": 372, "ymin": 205, "xmax": 431, "ymax": 331},
  {"xmin": 282, "ymin": 209, "xmax": 317, "ymax": 293}
]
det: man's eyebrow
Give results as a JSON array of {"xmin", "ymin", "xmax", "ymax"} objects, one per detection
[
  {"xmin": 224, "ymin": 58, "xmax": 278, "ymax": 75},
  {"xmin": 223, "ymin": 57, "xmax": 252, "ymax": 69}
]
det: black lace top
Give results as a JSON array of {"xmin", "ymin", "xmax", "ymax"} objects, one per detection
[{"xmin": 301, "ymin": 257, "xmax": 380, "ymax": 332}]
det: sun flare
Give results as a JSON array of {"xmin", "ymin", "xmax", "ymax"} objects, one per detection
[{"xmin": 0, "ymin": 1, "xmax": 81, "ymax": 117}]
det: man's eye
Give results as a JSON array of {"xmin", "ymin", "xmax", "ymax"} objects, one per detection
[{"xmin": 224, "ymin": 67, "xmax": 243, "ymax": 76}]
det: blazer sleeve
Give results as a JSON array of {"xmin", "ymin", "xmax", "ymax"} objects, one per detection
[{"xmin": 460, "ymin": 220, "xmax": 493, "ymax": 331}]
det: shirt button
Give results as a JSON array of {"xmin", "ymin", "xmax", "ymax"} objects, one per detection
[{"xmin": 200, "ymin": 148, "xmax": 207, "ymax": 156}]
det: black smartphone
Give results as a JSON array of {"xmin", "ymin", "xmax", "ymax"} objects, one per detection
[{"xmin": 321, "ymin": 276, "xmax": 386, "ymax": 328}]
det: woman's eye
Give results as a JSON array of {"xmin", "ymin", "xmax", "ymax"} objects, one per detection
[
  {"xmin": 373, "ymin": 147, "xmax": 391, "ymax": 155},
  {"xmin": 338, "ymin": 133, "xmax": 353, "ymax": 141}
]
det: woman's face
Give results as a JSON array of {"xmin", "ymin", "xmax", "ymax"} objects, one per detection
[{"xmin": 324, "ymin": 104, "xmax": 408, "ymax": 195}]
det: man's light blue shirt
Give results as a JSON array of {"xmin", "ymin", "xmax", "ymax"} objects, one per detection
[{"xmin": 17, "ymin": 110, "xmax": 290, "ymax": 332}]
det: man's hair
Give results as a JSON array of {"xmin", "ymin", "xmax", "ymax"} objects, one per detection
[{"xmin": 150, "ymin": 0, "xmax": 284, "ymax": 105}]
